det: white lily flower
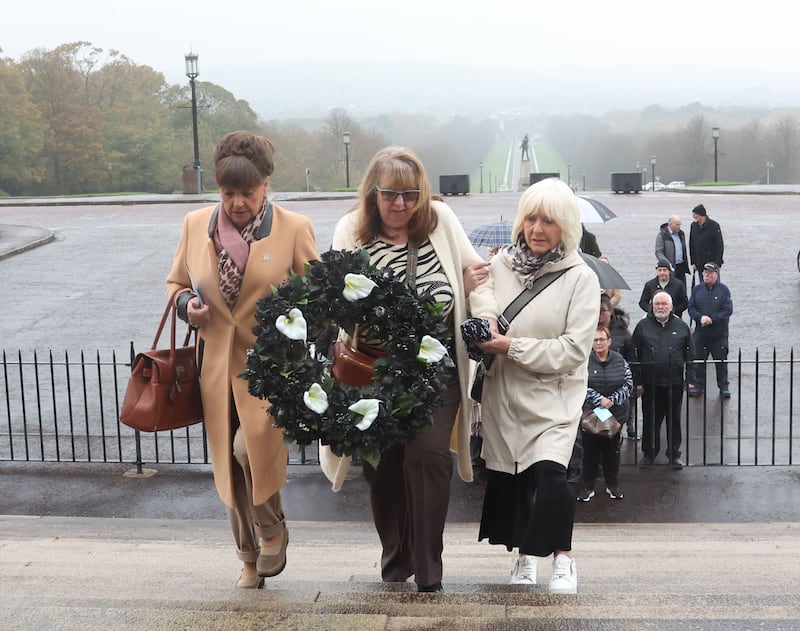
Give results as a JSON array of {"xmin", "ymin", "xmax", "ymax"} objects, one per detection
[
  {"xmin": 275, "ymin": 308, "xmax": 307, "ymax": 341},
  {"xmin": 349, "ymin": 398, "xmax": 381, "ymax": 431},
  {"xmin": 303, "ymin": 383, "xmax": 329, "ymax": 414},
  {"xmin": 342, "ymin": 273, "xmax": 378, "ymax": 302},
  {"xmin": 417, "ymin": 335, "xmax": 448, "ymax": 363}
]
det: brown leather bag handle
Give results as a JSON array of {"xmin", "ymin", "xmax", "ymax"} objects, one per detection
[{"xmin": 150, "ymin": 290, "xmax": 192, "ymax": 356}]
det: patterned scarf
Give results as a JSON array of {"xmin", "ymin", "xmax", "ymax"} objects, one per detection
[
  {"xmin": 213, "ymin": 197, "xmax": 268, "ymax": 310},
  {"xmin": 510, "ymin": 237, "xmax": 564, "ymax": 289}
]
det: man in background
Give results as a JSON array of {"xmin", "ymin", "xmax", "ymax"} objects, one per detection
[
  {"xmin": 655, "ymin": 215, "xmax": 689, "ymax": 292},
  {"xmin": 687, "ymin": 263, "xmax": 733, "ymax": 398},
  {"xmin": 689, "ymin": 204, "xmax": 724, "ymax": 283},
  {"xmin": 639, "ymin": 258, "xmax": 688, "ymax": 318},
  {"xmin": 632, "ymin": 292, "xmax": 694, "ymax": 469}
]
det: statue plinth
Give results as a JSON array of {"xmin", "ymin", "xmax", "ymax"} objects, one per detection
[{"xmin": 519, "ymin": 159, "xmax": 531, "ymax": 189}]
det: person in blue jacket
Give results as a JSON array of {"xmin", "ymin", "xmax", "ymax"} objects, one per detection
[{"xmin": 687, "ymin": 262, "xmax": 733, "ymax": 398}]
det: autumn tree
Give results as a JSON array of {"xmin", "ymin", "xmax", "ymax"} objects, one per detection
[{"xmin": 0, "ymin": 56, "xmax": 45, "ymax": 194}]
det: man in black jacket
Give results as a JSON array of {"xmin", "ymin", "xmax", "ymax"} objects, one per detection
[
  {"xmin": 639, "ymin": 258, "xmax": 688, "ymax": 318},
  {"xmin": 689, "ymin": 204, "xmax": 724, "ymax": 282},
  {"xmin": 631, "ymin": 292, "xmax": 695, "ymax": 469}
]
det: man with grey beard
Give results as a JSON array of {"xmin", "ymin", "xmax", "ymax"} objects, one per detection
[{"xmin": 631, "ymin": 292, "xmax": 695, "ymax": 469}]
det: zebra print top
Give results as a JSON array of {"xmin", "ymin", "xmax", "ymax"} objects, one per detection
[{"xmin": 367, "ymin": 239, "xmax": 454, "ymax": 320}]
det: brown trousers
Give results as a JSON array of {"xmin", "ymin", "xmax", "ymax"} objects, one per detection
[
  {"xmin": 363, "ymin": 382, "xmax": 460, "ymax": 587},
  {"xmin": 227, "ymin": 426, "xmax": 285, "ymax": 563}
]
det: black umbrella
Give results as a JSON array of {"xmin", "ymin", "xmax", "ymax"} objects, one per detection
[{"xmin": 579, "ymin": 253, "xmax": 630, "ymax": 290}]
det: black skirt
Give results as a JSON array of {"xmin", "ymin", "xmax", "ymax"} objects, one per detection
[{"xmin": 478, "ymin": 460, "xmax": 575, "ymax": 556}]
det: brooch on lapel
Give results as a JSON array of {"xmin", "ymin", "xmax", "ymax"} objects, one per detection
[{"xmin": 262, "ymin": 253, "xmax": 271, "ymax": 262}]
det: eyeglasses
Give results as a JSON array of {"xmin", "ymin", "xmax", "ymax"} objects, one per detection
[
  {"xmin": 593, "ymin": 337, "xmax": 609, "ymax": 343},
  {"xmin": 375, "ymin": 187, "xmax": 420, "ymax": 203}
]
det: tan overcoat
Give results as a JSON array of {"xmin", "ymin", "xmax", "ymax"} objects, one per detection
[{"xmin": 167, "ymin": 202, "xmax": 318, "ymax": 507}]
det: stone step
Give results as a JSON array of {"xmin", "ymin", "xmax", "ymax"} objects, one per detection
[{"xmin": 2, "ymin": 517, "xmax": 799, "ymax": 629}]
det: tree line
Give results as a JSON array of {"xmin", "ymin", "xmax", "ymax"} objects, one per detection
[{"xmin": 2, "ymin": 42, "xmax": 799, "ymax": 196}]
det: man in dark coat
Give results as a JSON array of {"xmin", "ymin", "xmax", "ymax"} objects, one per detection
[
  {"xmin": 687, "ymin": 263, "xmax": 733, "ymax": 398},
  {"xmin": 580, "ymin": 224, "xmax": 602, "ymax": 257},
  {"xmin": 689, "ymin": 204, "xmax": 724, "ymax": 282},
  {"xmin": 631, "ymin": 291, "xmax": 694, "ymax": 469},
  {"xmin": 655, "ymin": 215, "xmax": 689, "ymax": 290},
  {"xmin": 639, "ymin": 258, "xmax": 688, "ymax": 318}
]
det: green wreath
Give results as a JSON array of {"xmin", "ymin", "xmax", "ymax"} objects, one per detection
[{"xmin": 243, "ymin": 248, "xmax": 454, "ymax": 468}]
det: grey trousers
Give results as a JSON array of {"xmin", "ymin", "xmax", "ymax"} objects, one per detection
[{"xmin": 227, "ymin": 426, "xmax": 286, "ymax": 564}]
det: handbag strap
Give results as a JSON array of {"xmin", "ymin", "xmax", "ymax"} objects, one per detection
[
  {"xmin": 151, "ymin": 290, "xmax": 192, "ymax": 353},
  {"xmin": 497, "ymin": 269, "xmax": 568, "ymax": 334},
  {"xmin": 406, "ymin": 245, "xmax": 418, "ymax": 289}
]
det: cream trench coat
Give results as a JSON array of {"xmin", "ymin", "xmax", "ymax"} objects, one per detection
[
  {"xmin": 319, "ymin": 200, "xmax": 483, "ymax": 490},
  {"xmin": 167, "ymin": 203, "xmax": 318, "ymax": 508},
  {"xmin": 469, "ymin": 250, "xmax": 600, "ymax": 473}
]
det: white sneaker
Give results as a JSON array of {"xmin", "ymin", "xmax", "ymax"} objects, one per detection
[
  {"xmin": 510, "ymin": 554, "xmax": 537, "ymax": 585},
  {"xmin": 549, "ymin": 555, "xmax": 577, "ymax": 594}
]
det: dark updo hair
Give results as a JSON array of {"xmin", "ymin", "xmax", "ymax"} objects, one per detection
[{"xmin": 213, "ymin": 131, "xmax": 274, "ymax": 189}]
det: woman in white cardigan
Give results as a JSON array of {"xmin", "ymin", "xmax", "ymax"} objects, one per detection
[{"xmin": 321, "ymin": 146, "xmax": 485, "ymax": 592}]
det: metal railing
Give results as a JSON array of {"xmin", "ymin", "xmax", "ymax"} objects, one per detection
[
  {"xmin": 1, "ymin": 348, "xmax": 797, "ymax": 469},
  {"xmin": 0, "ymin": 347, "xmax": 316, "ymax": 470}
]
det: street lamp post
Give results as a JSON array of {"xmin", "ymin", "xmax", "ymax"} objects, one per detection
[
  {"xmin": 343, "ymin": 131, "xmax": 351, "ymax": 189},
  {"xmin": 643, "ymin": 166, "xmax": 648, "ymax": 189},
  {"xmin": 581, "ymin": 170, "xmax": 587, "ymax": 191},
  {"xmin": 766, "ymin": 161, "xmax": 774, "ymax": 185},
  {"xmin": 712, "ymin": 126, "xmax": 720, "ymax": 182},
  {"xmin": 567, "ymin": 161, "xmax": 571, "ymax": 189},
  {"xmin": 480, "ymin": 162, "xmax": 484, "ymax": 193},
  {"xmin": 184, "ymin": 52, "xmax": 202, "ymax": 193},
  {"xmin": 305, "ymin": 168, "xmax": 310, "ymax": 193},
  {"xmin": 650, "ymin": 155, "xmax": 656, "ymax": 190}
]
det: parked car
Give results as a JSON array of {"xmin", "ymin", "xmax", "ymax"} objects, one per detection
[
  {"xmin": 642, "ymin": 181, "xmax": 666, "ymax": 191},
  {"xmin": 667, "ymin": 181, "xmax": 686, "ymax": 188}
]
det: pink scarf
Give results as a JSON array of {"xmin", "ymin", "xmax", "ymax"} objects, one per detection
[{"xmin": 213, "ymin": 199, "xmax": 267, "ymax": 309}]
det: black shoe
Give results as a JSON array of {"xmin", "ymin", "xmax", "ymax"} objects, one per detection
[
  {"xmin": 417, "ymin": 581, "xmax": 443, "ymax": 593},
  {"xmin": 721, "ymin": 387, "xmax": 732, "ymax": 398},
  {"xmin": 670, "ymin": 458, "xmax": 685, "ymax": 469},
  {"xmin": 639, "ymin": 455, "xmax": 654, "ymax": 467}
]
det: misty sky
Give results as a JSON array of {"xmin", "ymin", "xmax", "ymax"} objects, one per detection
[{"xmin": 3, "ymin": 1, "xmax": 799, "ymax": 118}]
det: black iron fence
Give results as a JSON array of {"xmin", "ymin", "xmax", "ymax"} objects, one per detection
[{"xmin": 1, "ymin": 348, "xmax": 797, "ymax": 469}]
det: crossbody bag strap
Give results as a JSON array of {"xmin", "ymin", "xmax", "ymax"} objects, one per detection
[{"xmin": 497, "ymin": 269, "xmax": 568, "ymax": 334}]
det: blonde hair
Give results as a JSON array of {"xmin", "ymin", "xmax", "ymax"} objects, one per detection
[{"xmin": 511, "ymin": 178, "xmax": 582, "ymax": 253}]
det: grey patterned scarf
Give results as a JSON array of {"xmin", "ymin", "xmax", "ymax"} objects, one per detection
[{"xmin": 510, "ymin": 238, "xmax": 565, "ymax": 289}]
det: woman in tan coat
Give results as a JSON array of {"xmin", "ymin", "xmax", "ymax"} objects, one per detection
[
  {"xmin": 166, "ymin": 131, "xmax": 318, "ymax": 588},
  {"xmin": 470, "ymin": 178, "xmax": 599, "ymax": 594}
]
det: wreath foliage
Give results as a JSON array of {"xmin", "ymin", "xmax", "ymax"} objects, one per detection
[{"xmin": 243, "ymin": 249, "xmax": 454, "ymax": 468}]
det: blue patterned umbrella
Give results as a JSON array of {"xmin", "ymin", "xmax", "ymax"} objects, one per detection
[{"xmin": 468, "ymin": 221, "xmax": 513, "ymax": 248}]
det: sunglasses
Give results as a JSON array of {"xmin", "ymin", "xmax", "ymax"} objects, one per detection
[{"xmin": 375, "ymin": 187, "xmax": 420, "ymax": 203}]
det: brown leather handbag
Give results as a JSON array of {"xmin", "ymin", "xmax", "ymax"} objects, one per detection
[
  {"xmin": 120, "ymin": 293, "xmax": 203, "ymax": 432},
  {"xmin": 330, "ymin": 333, "xmax": 386, "ymax": 388}
]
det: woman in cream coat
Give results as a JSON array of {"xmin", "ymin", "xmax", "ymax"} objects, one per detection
[
  {"xmin": 470, "ymin": 177, "xmax": 599, "ymax": 594},
  {"xmin": 321, "ymin": 146, "xmax": 486, "ymax": 592},
  {"xmin": 166, "ymin": 131, "xmax": 318, "ymax": 588}
]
